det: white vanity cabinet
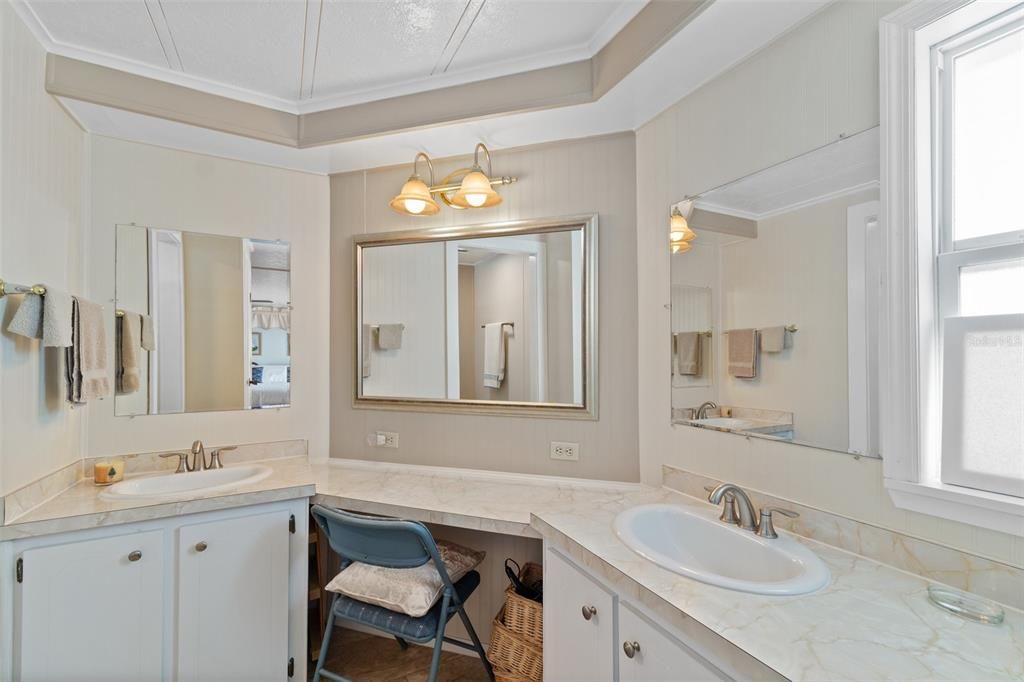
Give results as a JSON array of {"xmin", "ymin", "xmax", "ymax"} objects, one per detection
[
  {"xmin": 0, "ymin": 499, "xmax": 308, "ymax": 682},
  {"xmin": 544, "ymin": 547, "xmax": 732, "ymax": 682}
]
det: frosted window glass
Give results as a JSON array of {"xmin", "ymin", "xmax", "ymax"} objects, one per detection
[
  {"xmin": 952, "ymin": 27, "xmax": 1024, "ymax": 242},
  {"xmin": 959, "ymin": 259, "xmax": 1024, "ymax": 316},
  {"xmin": 956, "ymin": 328, "xmax": 1024, "ymax": 480}
]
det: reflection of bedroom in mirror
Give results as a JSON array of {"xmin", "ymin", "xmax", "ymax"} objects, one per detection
[{"xmin": 113, "ymin": 224, "xmax": 291, "ymax": 415}]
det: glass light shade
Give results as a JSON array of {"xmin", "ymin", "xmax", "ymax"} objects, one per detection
[
  {"xmin": 671, "ymin": 241, "xmax": 691, "ymax": 254},
  {"xmin": 451, "ymin": 169, "xmax": 502, "ymax": 209},
  {"xmin": 389, "ymin": 176, "xmax": 440, "ymax": 216},
  {"xmin": 670, "ymin": 210, "xmax": 696, "ymax": 242}
]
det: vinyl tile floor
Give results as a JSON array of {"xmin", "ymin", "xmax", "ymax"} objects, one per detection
[{"xmin": 310, "ymin": 628, "xmax": 491, "ymax": 682}]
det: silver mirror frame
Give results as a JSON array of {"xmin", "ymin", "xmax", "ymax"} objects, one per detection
[{"xmin": 354, "ymin": 215, "xmax": 599, "ymax": 419}]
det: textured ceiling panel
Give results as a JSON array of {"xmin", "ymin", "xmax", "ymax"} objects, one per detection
[
  {"xmin": 27, "ymin": 1, "xmax": 170, "ymax": 68},
  {"xmin": 159, "ymin": 0, "xmax": 307, "ymax": 100},
  {"xmin": 312, "ymin": 0, "xmax": 469, "ymax": 98},
  {"xmin": 446, "ymin": 0, "xmax": 644, "ymax": 75}
]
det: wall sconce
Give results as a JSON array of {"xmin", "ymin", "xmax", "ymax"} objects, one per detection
[
  {"xmin": 669, "ymin": 204, "xmax": 696, "ymax": 252},
  {"xmin": 389, "ymin": 143, "xmax": 516, "ymax": 216}
]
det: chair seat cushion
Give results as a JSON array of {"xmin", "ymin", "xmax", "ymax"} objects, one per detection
[
  {"xmin": 331, "ymin": 570, "xmax": 481, "ymax": 643},
  {"xmin": 325, "ymin": 539, "xmax": 485, "ymax": 617}
]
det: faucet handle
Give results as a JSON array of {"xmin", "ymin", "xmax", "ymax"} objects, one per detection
[
  {"xmin": 757, "ymin": 507, "xmax": 799, "ymax": 539},
  {"xmin": 159, "ymin": 452, "xmax": 189, "ymax": 474},
  {"xmin": 207, "ymin": 446, "xmax": 236, "ymax": 470}
]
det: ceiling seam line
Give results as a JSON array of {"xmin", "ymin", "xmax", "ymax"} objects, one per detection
[
  {"xmin": 298, "ymin": 0, "xmax": 309, "ymax": 100},
  {"xmin": 157, "ymin": 0, "xmax": 185, "ymax": 71},
  {"xmin": 443, "ymin": 0, "xmax": 487, "ymax": 74},
  {"xmin": 308, "ymin": 0, "xmax": 325, "ymax": 100},
  {"xmin": 431, "ymin": 0, "xmax": 474, "ymax": 76},
  {"xmin": 142, "ymin": 1, "xmax": 173, "ymax": 70}
]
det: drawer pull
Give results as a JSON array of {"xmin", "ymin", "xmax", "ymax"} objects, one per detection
[
  {"xmin": 581, "ymin": 605, "xmax": 597, "ymax": 621},
  {"xmin": 623, "ymin": 641, "xmax": 641, "ymax": 659},
  {"xmin": 195, "ymin": 541, "xmax": 208, "ymax": 553},
  {"xmin": 128, "ymin": 551, "xmax": 142, "ymax": 562}
]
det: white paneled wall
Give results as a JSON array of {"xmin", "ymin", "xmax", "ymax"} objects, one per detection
[
  {"xmin": 331, "ymin": 133, "xmax": 638, "ymax": 481},
  {"xmin": 0, "ymin": 3, "xmax": 87, "ymax": 495},
  {"xmin": 636, "ymin": 0, "xmax": 1023, "ymax": 567}
]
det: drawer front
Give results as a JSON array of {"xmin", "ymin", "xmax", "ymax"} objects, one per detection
[
  {"xmin": 618, "ymin": 601, "xmax": 731, "ymax": 682},
  {"xmin": 543, "ymin": 548, "xmax": 616, "ymax": 682}
]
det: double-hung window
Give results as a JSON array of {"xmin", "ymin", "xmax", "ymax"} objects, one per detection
[{"xmin": 881, "ymin": 0, "xmax": 1024, "ymax": 534}]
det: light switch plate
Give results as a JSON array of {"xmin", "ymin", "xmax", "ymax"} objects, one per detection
[{"xmin": 550, "ymin": 441, "xmax": 580, "ymax": 461}]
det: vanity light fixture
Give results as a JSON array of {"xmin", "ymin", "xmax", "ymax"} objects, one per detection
[
  {"xmin": 669, "ymin": 205, "xmax": 696, "ymax": 253},
  {"xmin": 389, "ymin": 143, "xmax": 516, "ymax": 216},
  {"xmin": 389, "ymin": 152, "xmax": 440, "ymax": 216}
]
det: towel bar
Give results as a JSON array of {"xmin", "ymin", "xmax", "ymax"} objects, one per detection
[
  {"xmin": 724, "ymin": 325, "xmax": 798, "ymax": 334},
  {"xmin": 0, "ymin": 279, "xmax": 46, "ymax": 298},
  {"xmin": 480, "ymin": 321, "xmax": 515, "ymax": 330}
]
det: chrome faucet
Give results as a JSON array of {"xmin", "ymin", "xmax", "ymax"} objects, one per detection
[
  {"xmin": 189, "ymin": 440, "xmax": 207, "ymax": 472},
  {"xmin": 695, "ymin": 401, "xmax": 719, "ymax": 419},
  {"xmin": 707, "ymin": 483, "xmax": 758, "ymax": 531}
]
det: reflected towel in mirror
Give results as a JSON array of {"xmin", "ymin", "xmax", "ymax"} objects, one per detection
[
  {"xmin": 483, "ymin": 322, "xmax": 507, "ymax": 389},
  {"xmin": 727, "ymin": 328, "xmax": 758, "ymax": 378},
  {"xmin": 760, "ymin": 326, "xmax": 787, "ymax": 353},
  {"xmin": 377, "ymin": 323, "xmax": 404, "ymax": 350},
  {"xmin": 673, "ymin": 332, "xmax": 702, "ymax": 375}
]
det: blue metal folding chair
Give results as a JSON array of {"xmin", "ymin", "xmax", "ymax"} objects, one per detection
[{"xmin": 310, "ymin": 505, "xmax": 494, "ymax": 682}]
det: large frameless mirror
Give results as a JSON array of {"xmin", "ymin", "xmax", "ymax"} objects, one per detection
[
  {"xmin": 114, "ymin": 224, "xmax": 291, "ymax": 416},
  {"xmin": 670, "ymin": 127, "xmax": 881, "ymax": 457},
  {"xmin": 355, "ymin": 216, "xmax": 598, "ymax": 418}
]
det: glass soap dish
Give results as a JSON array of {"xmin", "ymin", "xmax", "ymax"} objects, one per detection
[{"xmin": 927, "ymin": 585, "xmax": 1005, "ymax": 625}]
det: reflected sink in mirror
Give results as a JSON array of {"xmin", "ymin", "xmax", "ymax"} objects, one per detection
[
  {"xmin": 614, "ymin": 503, "xmax": 830, "ymax": 595},
  {"xmin": 99, "ymin": 465, "xmax": 272, "ymax": 501},
  {"xmin": 689, "ymin": 417, "xmax": 757, "ymax": 429}
]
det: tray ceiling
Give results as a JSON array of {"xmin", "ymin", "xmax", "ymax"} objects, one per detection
[{"xmin": 21, "ymin": 0, "xmax": 646, "ymax": 112}]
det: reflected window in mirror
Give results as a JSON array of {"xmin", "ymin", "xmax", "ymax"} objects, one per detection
[
  {"xmin": 355, "ymin": 217, "xmax": 597, "ymax": 418},
  {"xmin": 114, "ymin": 224, "xmax": 291, "ymax": 416},
  {"xmin": 669, "ymin": 127, "xmax": 881, "ymax": 457}
]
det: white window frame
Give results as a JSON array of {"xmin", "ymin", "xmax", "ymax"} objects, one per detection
[{"xmin": 880, "ymin": 0, "xmax": 1024, "ymax": 537}]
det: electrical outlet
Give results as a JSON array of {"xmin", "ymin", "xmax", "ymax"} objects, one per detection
[
  {"xmin": 369, "ymin": 431, "xmax": 399, "ymax": 448},
  {"xmin": 550, "ymin": 441, "xmax": 580, "ymax": 461}
]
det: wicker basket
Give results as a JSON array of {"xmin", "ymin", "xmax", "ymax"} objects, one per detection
[
  {"xmin": 492, "ymin": 664, "xmax": 533, "ymax": 682},
  {"xmin": 487, "ymin": 605, "xmax": 543, "ymax": 682},
  {"xmin": 502, "ymin": 562, "xmax": 543, "ymax": 645}
]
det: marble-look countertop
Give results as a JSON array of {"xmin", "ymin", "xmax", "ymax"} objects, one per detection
[
  {"xmin": 3, "ymin": 457, "xmax": 1021, "ymax": 681},
  {"xmin": 531, "ymin": 486, "xmax": 1024, "ymax": 682}
]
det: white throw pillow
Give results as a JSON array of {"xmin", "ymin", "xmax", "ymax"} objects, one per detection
[{"xmin": 325, "ymin": 540, "xmax": 485, "ymax": 617}]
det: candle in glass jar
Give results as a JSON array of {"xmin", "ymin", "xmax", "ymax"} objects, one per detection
[{"xmin": 94, "ymin": 459, "xmax": 124, "ymax": 485}]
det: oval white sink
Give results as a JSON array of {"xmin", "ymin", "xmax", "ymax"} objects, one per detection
[
  {"xmin": 100, "ymin": 465, "xmax": 272, "ymax": 501},
  {"xmin": 614, "ymin": 503, "xmax": 829, "ymax": 595}
]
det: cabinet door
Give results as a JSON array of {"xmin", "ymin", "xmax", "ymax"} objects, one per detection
[
  {"xmin": 543, "ymin": 548, "xmax": 616, "ymax": 682},
  {"xmin": 618, "ymin": 601, "xmax": 730, "ymax": 682},
  {"xmin": 18, "ymin": 530, "xmax": 164, "ymax": 682},
  {"xmin": 176, "ymin": 510, "xmax": 290, "ymax": 682}
]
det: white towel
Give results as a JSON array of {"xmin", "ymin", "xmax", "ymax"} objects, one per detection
[
  {"xmin": 140, "ymin": 314, "xmax": 156, "ymax": 351},
  {"xmin": 760, "ymin": 326, "xmax": 787, "ymax": 353},
  {"xmin": 361, "ymin": 324, "xmax": 372, "ymax": 378},
  {"xmin": 5, "ymin": 287, "xmax": 73, "ymax": 347},
  {"xmin": 483, "ymin": 323, "xmax": 507, "ymax": 389}
]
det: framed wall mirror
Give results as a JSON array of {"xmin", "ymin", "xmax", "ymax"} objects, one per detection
[
  {"xmin": 669, "ymin": 127, "xmax": 881, "ymax": 457},
  {"xmin": 114, "ymin": 224, "xmax": 292, "ymax": 416},
  {"xmin": 354, "ymin": 216, "xmax": 598, "ymax": 418}
]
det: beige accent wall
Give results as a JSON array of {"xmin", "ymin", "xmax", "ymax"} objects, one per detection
[
  {"xmin": 331, "ymin": 133, "xmax": 638, "ymax": 481},
  {"xmin": 87, "ymin": 136, "xmax": 331, "ymax": 460},
  {"xmin": 0, "ymin": 3, "xmax": 86, "ymax": 496},
  {"xmin": 636, "ymin": 0, "xmax": 1023, "ymax": 567},
  {"xmin": 473, "ymin": 253, "xmax": 527, "ymax": 403},
  {"xmin": 182, "ymin": 232, "xmax": 245, "ymax": 412}
]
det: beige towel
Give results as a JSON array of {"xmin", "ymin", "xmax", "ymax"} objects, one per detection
[
  {"xmin": 5, "ymin": 287, "xmax": 73, "ymax": 346},
  {"xmin": 140, "ymin": 314, "xmax": 156, "ymax": 351},
  {"xmin": 674, "ymin": 332, "xmax": 702, "ymax": 375},
  {"xmin": 727, "ymin": 328, "xmax": 758, "ymax": 378},
  {"xmin": 760, "ymin": 326, "xmax": 787, "ymax": 353},
  {"xmin": 66, "ymin": 298, "xmax": 111, "ymax": 403},
  {"xmin": 118, "ymin": 312, "xmax": 142, "ymax": 394},
  {"xmin": 361, "ymin": 324, "xmax": 372, "ymax": 378},
  {"xmin": 377, "ymin": 323, "xmax": 404, "ymax": 350},
  {"xmin": 483, "ymin": 322, "xmax": 507, "ymax": 389}
]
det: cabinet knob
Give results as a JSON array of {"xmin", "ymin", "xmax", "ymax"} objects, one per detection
[
  {"xmin": 128, "ymin": 550, "xmax": 142, "ymax": 562},
  {"xmin": 623, "ymin": 641, "xmax": 641, "ymax": 659},
  {"xmin": 581, "ymin": 605, "xmax": 597, "ymax": 621},
  {"xmin": 195, "ymin": 541, "xmax": 208, "ymax": 553}
]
